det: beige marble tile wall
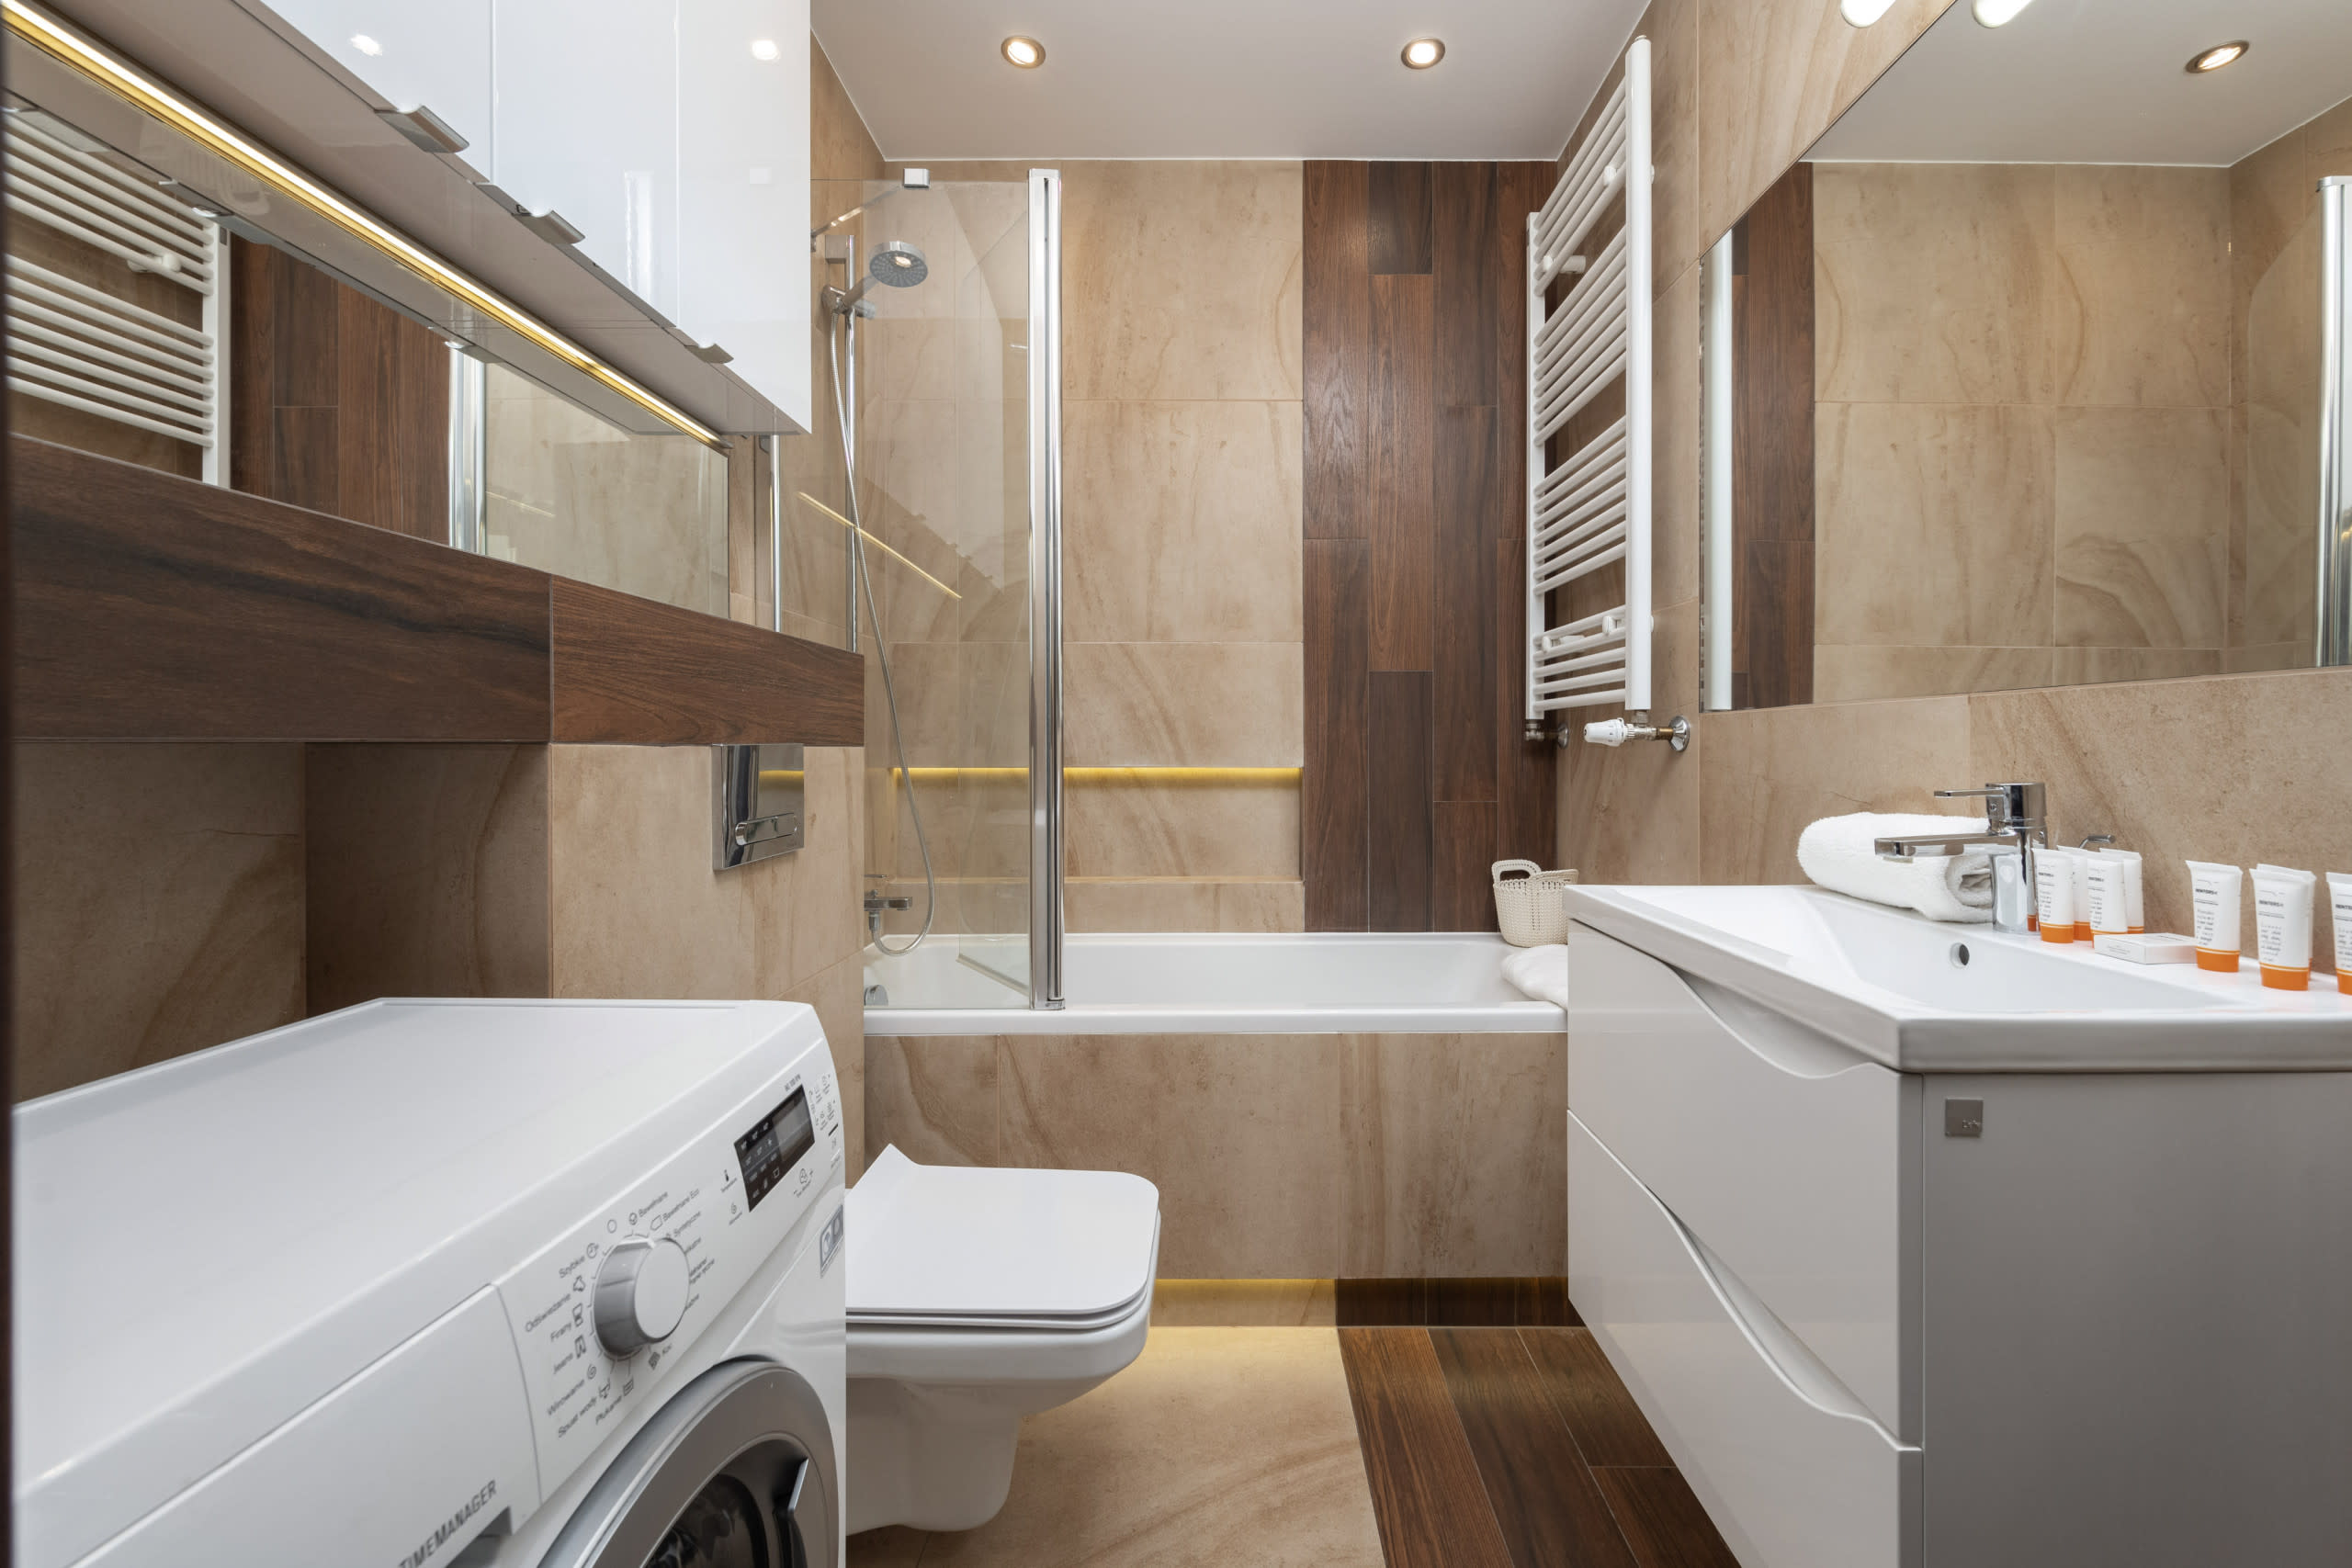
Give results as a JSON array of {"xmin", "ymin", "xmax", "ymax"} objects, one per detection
[
  {"xmin": 2229, "ymin": 96, "xmax": 2352, "ymax": 671},
  {"xmin": 920, "ymin": 159, "xmax": 1310, "ymax": 932},
  {"xmin": 1811, "ymin": 161, "xmax": 2233, "ymax": 700},
  {"xmin": 548, "ymin": 744, "xmax": 872, "ymax": 1175},
  {"xmin": 865, "ymin": 1030, "xmax": 1563, "ymax": 1278},
  {"xmin": 1559, "ymin": 0, "xmax": 2352, "ymax": 943},
  {"xmin": 12, "ymin": 744, "xmax": 305, "ymax": 1100}
]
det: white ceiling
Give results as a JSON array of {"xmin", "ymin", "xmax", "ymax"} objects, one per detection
[
  {"xmin": 810, "ymin": 0, "xmax": 1649, "ymax": 161},
  {"xmin": 1811, "ymin": 0, "xmax": 2352, "ymax": 166}
]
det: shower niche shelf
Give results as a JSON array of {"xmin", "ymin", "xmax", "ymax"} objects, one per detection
[{"xmin": 10, "ymin": 435, "xmax": 864, "ymax": 747}]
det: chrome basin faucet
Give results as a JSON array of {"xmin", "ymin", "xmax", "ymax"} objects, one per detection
[{"xmin": 1874, "ymin": 782, "xmax": 2048, "ymax": 935}]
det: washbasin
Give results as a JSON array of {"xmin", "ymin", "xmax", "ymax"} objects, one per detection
[{"xmin": 1565, "ymin": 885, "xmax": 2352, "ymax": 1071}]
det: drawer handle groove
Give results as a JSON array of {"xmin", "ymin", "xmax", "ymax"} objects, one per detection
[
  {"xmin": 1579, "ymin": 1111, "xmax": 1912, "ymax": 1450},
  {"xmin": 1681, "ymin": 971, "xmax": 1874, "ymax": 1080}
]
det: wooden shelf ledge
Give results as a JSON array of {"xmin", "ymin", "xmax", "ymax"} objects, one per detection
[{"xmin": 10, "ymin": 435, "xmax": 864, "ymax": 746}]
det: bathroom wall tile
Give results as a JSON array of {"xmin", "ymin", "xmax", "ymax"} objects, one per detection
[
  {"xmin": 547, "ymin": 744, "xmax": 863, "ymax": 1000},
  {"xmin": 2051, "ymin": 648, "xmax": 2222, "ymax": 687},
  {"xmin": 1698, "ymin": 695, "xmax": 1973, "ymax": 885},
  {"xmin": 1065, "ymin": 643, "xmax": 1306, "ymax": 766},
  {"xmin": 2227, "ymin": 124, "xmax": 2312, "ymax": 404},
  {"xmin": 1653, "ymin": 264, "xmax": 1704, "ymax": 609},
  {"xmin": 2053, "ymin": 406, "xmax": 2228, "ymax": 649},
  {"xmin": 13, "ymin": 744, "xmax": 305, "ymax": 1100},
  {"xmin": 998, "ymin": 1035, "xmax": 1344, "ymax": 1277},
  {"xmin": 1064, "ymin": 775, "xmax": 1302, "ymax": 880},
  {"xmin": 1695, "ymin": 0, "xmax": 1953, "ymax": 248},
  {"xmin": 786, "ymin": 953, "xmax": 868, "ymax": 1180},
  {"xmin": 810, "ymin": 39, "xmax": 886, "ymax": 183},
  {"xmin": 2051, "ymin": 165, "xmax": 2230, "ymax": 410},
  {"xmin": 905, "ymin": 1328, "xmax": 1385, "ymax": 1567},
  {"xmin": 1150, "ymin": 1280, "xmax": 1339, "ymax": 1327},
  {"xmin": 1966, "ymin": 668, "xmax": 2352, "ymax": 954},
  {"xmin": 2223, "ymin": 643, "xmax": 2311, "ymax": 676},
  {"xmin": 865, "ymin": 1033, "xmax": 998, "ymax": 1168},
  {"xmin": 304, "ymin": 744, "xmax": 551, "ymax": 1013},
  {"xmin": 1057, "ymin": 162, "xmax": 1305, "ymax": 403},
  {"xmin": 1064, "ymin": 400, "xmax": 1304, "ymax": 644},
  {"xmin": 1555, "ymin": 599, "xmax": 1703, "ymax": 884},
  {"xmin": 1063, "ymin": 877, "xmax": 1306, "ymax": 933},
  {"xmin": 1340, "ymin": 1034, "xmax": 1567, "ymax": 1277},
  {"xmin": 1814, "ymin": 646, "xmax": 2053, "ymax": 705},
  {"xmin": 1814, "ymin": 163, "xmax": 2055, "ymax": 407},
  {"xmin": 1815, "ymin": 402, "xmax": 2054, "ymax": 649},
  {"xmin": 1561, "ymin": 0, "xmax": 1702, "ymax": 291}
]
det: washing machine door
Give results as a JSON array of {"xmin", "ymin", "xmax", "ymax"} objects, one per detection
[{"xmin": 537, "ymin": 1360, "xmax": 837, "ymax": 1568}]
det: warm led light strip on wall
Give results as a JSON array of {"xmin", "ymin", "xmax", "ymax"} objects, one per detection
[
  {"xmin": 1, "ymin": 0, "xmax": 722, "ymax": 446},
  {"xmin": 897, "ymin": 768, "xmax": 1301, "ymax": 784}
]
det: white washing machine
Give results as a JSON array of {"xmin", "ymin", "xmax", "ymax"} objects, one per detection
[{"xmin": 12, "ymin": 998, "xmax": 848, "ymax": 1568}]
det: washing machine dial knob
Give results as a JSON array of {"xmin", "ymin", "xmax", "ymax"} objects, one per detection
[{"xmin": 593, "ymin": 1236, "xmax": 690, "ymax": 1355}]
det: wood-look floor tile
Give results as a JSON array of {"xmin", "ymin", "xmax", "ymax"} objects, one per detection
[
  {"xmin": 1430, "ymin": 1329, "xmax": 1637, "ymax": 1568},
  {"xmin": 1338, "ymin": 1328, "xmax": 1515, "ymax": 1568},
  {"xmin": 1518, "ymin": 1328, "xmax": 1674, "ymax": 1467},
  {"xmin": 1591, "ymin": 1468, "xmax": 1741, "ymax": 1568}
]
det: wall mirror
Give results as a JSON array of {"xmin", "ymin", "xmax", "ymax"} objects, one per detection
[{"xmin": 1699, "ymin": 0, "xmax": 2352, "ymax": 711}]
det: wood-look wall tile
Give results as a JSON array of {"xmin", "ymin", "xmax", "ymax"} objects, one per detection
[
  {"xmin": 1063, "ymin": 400, "xmax": 1303, "ymax": 644},
  {"xmin": 1433, "ymin": 164, "xmax": 1503, "ymax": 407},
  {"xmin": 1064, "ymin": 642, "xmax": 1305, "ymax": 766},
  {"xmin": 1494, "ymin": 536, "xmax": 1558, "ymax": 867},
  {"xmin": 1432, "ymin": 803, "xmax": 1502, "ymax": 932},
  {"xmin": 1306, "ymin": 539, "xmax": 1373, "ymax": 930},
  {"xmin": 1305, "ymin": 162, "xmax": 1373, "ymax": 543},
  {"xmin": 1369, "ymin": 163, "xmax": 1434, "ymax": 276},
  {"xmin": 304, "ymin": 743, "xmax": 551, "ymax": 1013},
  {"xmin": 1340, "ymin": 1033, "xmax": 1566, "ymax": 1277},
  {"xmin": 334, "ymin": 288, "xmax": 449, "ymax": 538},
  {"xmin": 864, "ymin": 1034, "xmax": 997, "ymax": 1168},
  {"xmin": 1434, "ymin": 406, "xmax": 1499, "ymax": 804},
  {"xmin": 1369, "ymin": 275, "xmax": 1436, "ymax": 670},
  {"xmin": 1369, "ymin": 672, "xmax": 1434, "ymax": 931},
  {"xmin": 13, "ymin": 743, "xmax": 305, "ymax": 1101},
  {"xmin": 998, "ymin": 1034, "xmax": 1345, "ymax": 1277}
]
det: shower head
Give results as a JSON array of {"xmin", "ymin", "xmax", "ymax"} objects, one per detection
[
  {"xmin": 831, "ymin": 240, "xmax": 931, "ymax": 315},
  {"xmin": 868, "ymin": 240, "xmax": 929, "ymax": 287}
]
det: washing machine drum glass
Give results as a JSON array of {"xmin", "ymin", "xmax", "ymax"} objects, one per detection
[{"xmin": 542, "ymin": 1361, "xmax": 836, "ymax": 1568}]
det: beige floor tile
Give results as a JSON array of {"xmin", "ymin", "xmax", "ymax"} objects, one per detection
[{"xmin": 864, "ymin": 1328, "xmax": 1383, "ymax": 1568}]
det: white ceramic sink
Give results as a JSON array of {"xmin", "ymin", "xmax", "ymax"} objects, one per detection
[{"xmin": 1566, "ymin": 885, "xmax": 2352, "ymax": 1070}]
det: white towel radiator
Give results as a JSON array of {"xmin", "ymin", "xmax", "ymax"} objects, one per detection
[
  {"xmin": 4, "ymin": 112, "xmax": 228, "ymax": 479},
  {"xmin": 1525, "ymin": 37, "xmax": 1652, "ymax": 733}
]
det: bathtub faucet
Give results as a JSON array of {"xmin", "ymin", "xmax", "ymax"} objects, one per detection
[{"xmin": 865, "ymin": 888, "xmax": 912, "ymax": 942}]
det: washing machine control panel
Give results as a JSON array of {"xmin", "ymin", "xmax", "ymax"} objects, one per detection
[{"xmin": 496, "ymin": 1060, "xmax": 843, "ymax": 1496}]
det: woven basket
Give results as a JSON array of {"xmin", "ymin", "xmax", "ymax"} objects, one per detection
[{"xmin": 1491, "ymin": 859, "xmax": 1579, "ymax": 947}]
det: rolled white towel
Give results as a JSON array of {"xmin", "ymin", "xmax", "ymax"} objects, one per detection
[
  {"xmin": 1501, "ymin": 942, "xmax": 1569, "ymax": 1009},
  {"xmin": 1797, "ymin": 812, "xmax": 1994, "ymax": 924}
]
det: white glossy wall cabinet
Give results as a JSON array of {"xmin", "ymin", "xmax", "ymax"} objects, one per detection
[{"xmin": 262, "ymin": 0, "xmax": 493, "ymax": 160}]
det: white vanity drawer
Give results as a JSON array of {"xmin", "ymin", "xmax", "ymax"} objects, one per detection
[
  {"xmin": 1568, "ymin": 922, "xmax": 1915, "ymax": 1437},
  {"xmin": 1571, "ymin": 1111, "xmax": 1914, "ymax": 1568}
]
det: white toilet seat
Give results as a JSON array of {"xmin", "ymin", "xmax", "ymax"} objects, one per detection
[{"xmin": 844, "ymin": 1146, "xmax": 1162, "ymax": 1534}]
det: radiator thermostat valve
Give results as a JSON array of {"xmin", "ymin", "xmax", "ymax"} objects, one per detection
[{"xmin": 1579, "ymin": 715, "xmax": 1690, "ymax": 751}]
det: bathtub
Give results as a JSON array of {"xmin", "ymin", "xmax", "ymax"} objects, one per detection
[
  {"xmin": 863, "ymin": 931, "xmax": 1566, "ymax": 1034},
  {"xmin": 860, "ymin": 932, "xmax": 1566, "ymax": 1280}
]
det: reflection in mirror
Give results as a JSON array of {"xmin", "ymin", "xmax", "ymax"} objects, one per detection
[{"xmin": 1698, "ymin": 0, "xmax": 2352, "ymax": 709}]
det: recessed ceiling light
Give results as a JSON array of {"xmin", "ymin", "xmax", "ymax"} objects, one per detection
[
  {"xmin": 1401, "ymin": 37, "xmax": 1445, "ymax": 69},
  {"xmin": 1839, "ymin": 0, "xmax": 1897, "ymax": 23},
  {"xmin": 1972, "ymin": 0, "xmax": 2039, "ymax": 25},
  {"xmin": 1001, "ymin": 35, "xmax": 1045, "ymax": 68},
  {"xmin": 349, "ymin": 33, "xmax": 381, "ymax": 56},
  {"xmin": 750, "ymin": 38, "xmax": 779, "ymax": 62},
  {"xmin": 2186, "ymin": 39, "xmax": 2248, "ymax": 73}
]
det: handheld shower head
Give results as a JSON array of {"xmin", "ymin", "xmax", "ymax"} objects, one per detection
[
  {"xmin": 831, "ymin": 240, "xmax": 931, "ymax": 314},
  {"xmin": 868, "ymin": 240, "xmax": 929, "ymax": 287}
]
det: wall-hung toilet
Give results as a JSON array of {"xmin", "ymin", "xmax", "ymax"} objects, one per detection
[{"xmin": 846, "ymin": 1145, "xmax": 1160, "ymax": 1533}]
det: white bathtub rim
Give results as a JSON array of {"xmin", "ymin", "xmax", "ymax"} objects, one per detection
[{"xmin": 862, "ymin": 1001, "xmax": 1566, "ymax": 1036}]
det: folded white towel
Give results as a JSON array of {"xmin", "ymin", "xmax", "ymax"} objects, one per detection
[
  {"xmin": 1797, "ymin": 812, "xmax": 1994, "ymax": 924},
  {"xmin": 1501, "ymin": 942, "xmax": 1569, "ymax": 1009}
]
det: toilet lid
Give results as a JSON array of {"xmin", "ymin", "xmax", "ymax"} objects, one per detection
[{"xmin": 847, "ymin": 1145, "xmax": 1161, "ymax": 1326}]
